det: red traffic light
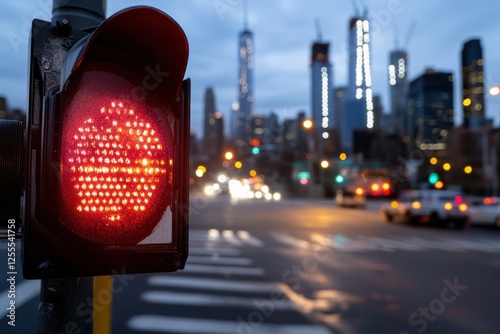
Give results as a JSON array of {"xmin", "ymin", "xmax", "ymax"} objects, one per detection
[
  {"xmin": 60, "ymin": 100, "xmax": 173, "ymax": 244},
  {"xmin": 24, "ymin": 6, "xmax": 190, "ymax": 278}
]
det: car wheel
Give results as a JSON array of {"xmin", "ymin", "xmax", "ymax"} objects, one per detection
[{"xmin": 454, "ymin": 220, "xmax": 465, "ymax": 229}]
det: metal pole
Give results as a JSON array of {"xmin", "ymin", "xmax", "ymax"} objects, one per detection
[
  {"xmin": 52, "ymin": 0, "xmax": 106, "ymax": 30},
  {"xmin": 39, "ymin": 278, "xmax": 93, "ymax": 333}
]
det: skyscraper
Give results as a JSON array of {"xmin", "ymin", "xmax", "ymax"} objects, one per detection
[
  {"xmin": 408, "ymin": 69, "xmax": 454, "ymax": 152},
  {"xmin": 462, "ymin": 38, "xmax": 485, "ymax": 128},
  {"xmin": 311, "ymin": 41, "xmax": 334, "ymax": 139},
  {"xmin": 388, "ymin": 50, "xmax": 409, "ymax": 136},
  {"xmin": 235, "ymin": 26, "xmax": 254, "ymax": 145},
  {"xmin": 342, "ymin": 14, "xmax": 373, "ymax": 151},
  {"xmin": 203, "ymin": 87, "xmax": 224, "ymax": 160}
]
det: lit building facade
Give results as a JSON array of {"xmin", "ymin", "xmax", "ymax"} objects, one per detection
[
  {"xmin": 462, "ymin": 38, "xmax": 485, "ymax": 128},
  {"xmin": 407, "ymin": 69, "xmax": 454, "ymax": 153},
  {"xmin": 388, "ymin": 50, "xmax": 409, "ymax": 136},
  {"xmin": 311, "ymin": 42, "xmax": 334, "ymax": 140},
  {"xmin": 342, "ymin": 15, "xmax": 373, "ymax": 151}
]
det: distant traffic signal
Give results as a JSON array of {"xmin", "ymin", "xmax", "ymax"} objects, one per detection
[
  {"xmin": 335, "ymin": 174, "xmax": 345, "ymax": 183},
  {"xmin": 23, "ymin": 7, "xmax": 190, "ymax": 279},
  {"xmin": 428, "ymin": 172, "xmax": 440, "ymax": 185}
]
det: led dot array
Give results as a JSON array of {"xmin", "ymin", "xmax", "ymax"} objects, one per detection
[{"xmin": 65, "ymin": 101, "xmax": 170, "ymax": 222}]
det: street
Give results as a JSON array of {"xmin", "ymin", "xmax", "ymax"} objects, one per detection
[{"xmin": 2, "ymin": 194, "xmax": 500, "ymax": 333}]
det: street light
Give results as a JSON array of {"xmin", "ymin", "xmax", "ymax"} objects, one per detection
[
  {"xmin": 490, "ymin": 86, "xmax": 500, "ymax": 96},
  {"xmin": 303, "ymin": 119, "xmax": 313, "ymax": 130},
  {"xmin": 225, "ymin": 151, "xmax": 234, "ymax": 160},
  {"xmin": 320, "ymin": 160, "xmax": 329, "ymax": 169}
]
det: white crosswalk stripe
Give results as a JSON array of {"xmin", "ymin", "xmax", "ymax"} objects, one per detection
[
  {"xmin": 128, "ymin": 315, "xmax": 333, "ymax": 334},
  {"xmin": 270, "ymin": 231, "xmax": 500, "ymax": 253},
  {"xmin": 128, "ymin": 228, "xmax": 334, "ymax": 333}
]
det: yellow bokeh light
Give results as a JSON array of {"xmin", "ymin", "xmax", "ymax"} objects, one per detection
[
  {"xmin": 235, "ymin": 161, "xmax": 243, "ymax": 169},
  {"xmin": 303, "ymin": 119, "xmax": 313, "ymax": 129},
  {"xmin": 197, "ymin": 165, "xmax": 207, "ymax": 173},
  {"xmin": 443, "ymin": 163, "xmax": 451, "ymax": 171},
  {"xmin": 195, "ymin": 169, "xmax": 204, "ymax": 178},
  {"xmin": 430, "ymin": 157, "xmax": 438, "ymax": 165},
  {"xmin": 464, "ymin": 166, "xmax": 473, "ymax": 174},
  {"xmin": 463, "ymin": 98, "xmax": 472, "ymax": 107},
  {"xmin": 339, "ymin": 153, "xmax": 347, "ymax": 161},
  {"xmin": 320, "ymin": 160, "xmax": 329, "ymax": 169},
  {"xmin": 435, "ymin": 181, "xmax": 444, "ymax": 189},
  {"xmin": 224, "ymin": 151, "xmax": 234, "ymax": 160},
  {"xmin": 249, "ymin": 169, "xmax": 257, "ymax": 177}
]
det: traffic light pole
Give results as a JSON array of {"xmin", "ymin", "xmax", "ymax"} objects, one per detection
[{"xmin": 37, "ymin": 2, "xmax": 106, "ymax": 333}]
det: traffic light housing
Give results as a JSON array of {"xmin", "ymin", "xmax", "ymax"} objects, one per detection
[{"xmin": 23, "ymin": 7, "xmax": 190, "ymax": 279}]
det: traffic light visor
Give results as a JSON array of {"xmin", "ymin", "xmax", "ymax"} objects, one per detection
[{"xmin": 61, "ymin": 6, "xmax": 189, "ymax": 98}]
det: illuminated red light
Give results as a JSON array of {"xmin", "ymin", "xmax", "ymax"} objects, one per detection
[{"xmin": 60, "ymin": 100, "xmax": 173, "ymax": 244}]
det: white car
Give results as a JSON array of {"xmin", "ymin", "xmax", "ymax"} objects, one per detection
[
  {"xmin": 468, "ymin": 197, "xmax": 500, "ymax": 227},
  {"xmin": 381, "ymin": 189, "xmax": 469, "ymax": 228},
  {"xmin": 336, "ymin": 186, "xmax": 366, "ymax": 208}
]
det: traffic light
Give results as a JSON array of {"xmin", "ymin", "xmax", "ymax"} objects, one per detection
[
  {"xmin": 428, "ymin": 172, "xmax": 439, "ymax": 185},
  {"xmin": 23, "ymin": 7, "xmax": 190, "ymax": 279},
  {"xmin": 335, "ymin": 174, "xmax": 345, "ymax": 184},
  {"xmin": 297, "ymin": 171, "xmax": 310, "ymax": 185}
]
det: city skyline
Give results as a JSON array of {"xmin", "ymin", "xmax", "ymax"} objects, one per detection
[{"xmin": 1, "ymin": 1, "xmax": 500, "ymax": 136}]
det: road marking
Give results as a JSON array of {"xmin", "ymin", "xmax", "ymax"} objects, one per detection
[
  {"xmin": 190, "ymin": 229, "xmax": 264, "ymax": 247},
  {"xmin": 270, "ymin": 232, "xmax": 310, "ymax": 248},
  {"xmin": 0, "ymin": 280, "xmax": 41, "ymax": 318},
  {"xmin": 128, "ymin": 315, "xmax": 334, "ymax": 334},
  {"xmin": 274, "ymin": 232, "xmax": 500, "ymax": 253},
  {"xmin": 183, "ymin": 264, "xmax": 265, "ymax": 276},
  {"xmin": 187, "ymin": 255, "xmax": 253, "ymax": 266},
  {"xmin": 141, "ymin": 291, "xmax": 296, "ymax": 310},
  {"xmin": 237, "ymin": 230, "xmax": 263, "ymax": 246},
  {"xmin": 189, "ymin": 247, "xmax": 241, "ymax": 256},
  {"xmin": 148, "ymin": 276, "xmax": 280, "ymax": 293}
]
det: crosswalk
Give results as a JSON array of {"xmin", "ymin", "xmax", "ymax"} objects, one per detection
[
  {"xmin": 125, "ymin": 228, "xmax": 334, "ymax": 334},
  {"xmin": 124, "ymin": 229, "xmax": 500, "ymax": 331},
  {"xmin": 272, "ymin": 231, "xmax": 500, "ymax": 253}
]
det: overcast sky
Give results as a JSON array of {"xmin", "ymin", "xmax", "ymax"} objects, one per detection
[{"xmin": 1, "ymin": 0, "xmax": 500, "ymax": 137}]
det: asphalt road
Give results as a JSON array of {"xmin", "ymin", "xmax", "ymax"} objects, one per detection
[{"xmin": 2, "ymin": 194, "xmax": 500, "ymax": 333}]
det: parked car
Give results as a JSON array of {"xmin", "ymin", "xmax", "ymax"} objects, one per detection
[
  {"xmin": 468, "ymin": 197, "xmax": 500, "ymax": 227},
  {"xmin": 336, "ymin": 186, "xmax": 366, "ymax": 208},
  {"xmin": 381, "ymin": 189, "xmax": 469, "ymax": 228}
]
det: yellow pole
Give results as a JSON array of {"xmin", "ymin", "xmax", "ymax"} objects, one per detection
[{"xmin": 93, "ymin": 276, "xmax": 113, "ymax": 334}]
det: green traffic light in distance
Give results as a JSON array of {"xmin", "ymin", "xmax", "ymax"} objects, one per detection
[
  {"xmin": 252, "ymin": 147, "xmax": 260, "ymax": 155},
  {"xmin": 428, "ymin": 172, "xmax": 439, "ymax": 184},
  {"xmin": 335, "ymin": 175, "xmax": 344, "ymax": 183}
]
